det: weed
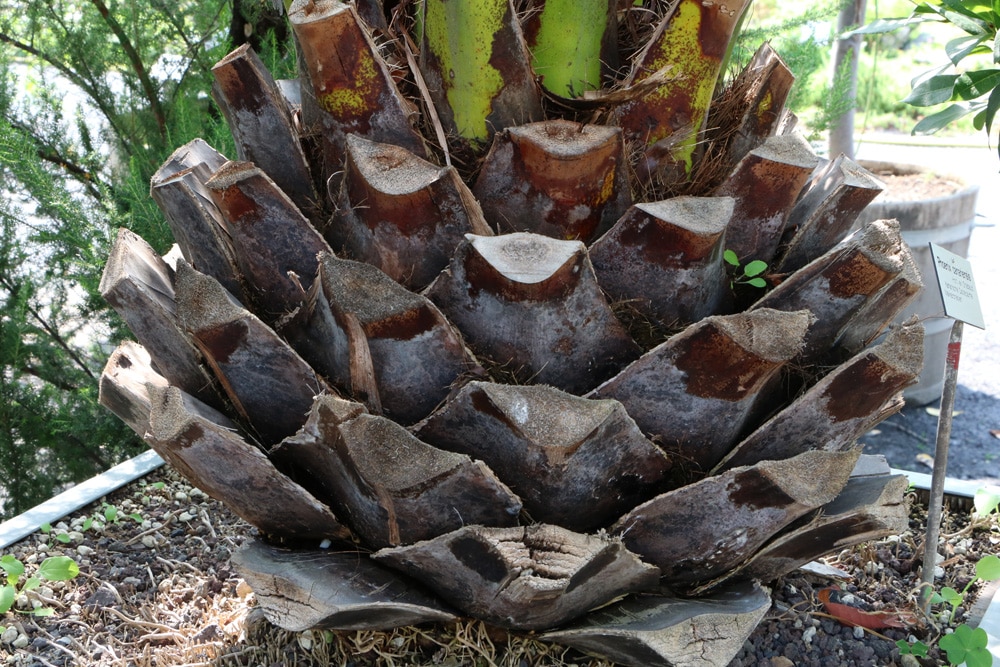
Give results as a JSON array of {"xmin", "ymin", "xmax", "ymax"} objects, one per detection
[
  {"xmin": 0, "ymin": 554, "xmax": 79, "ymax": 626},
  {"xmin": 724, "ymin": 250, "xmax": 768, "ymax": 288}
]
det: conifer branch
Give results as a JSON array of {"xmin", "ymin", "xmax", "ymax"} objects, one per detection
[
  {"xmin": 88, "ymin": 0, "xmax": 167, "ymax": 139},
  {"xmin": 0, "ymin": 276, "xmax": 98, "ymax": 384},
  {"xmin": 0, "ymin": 29, "xmax": 136, "ymax": 157}
]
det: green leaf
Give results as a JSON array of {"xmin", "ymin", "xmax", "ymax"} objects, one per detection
[
  {"xmin": 939, "ymin": 585, "xmax": 965, "ymax": 606},
  {"xmin": 966, "ymin": 647, "xmax": 994, "ymax": 667},
  {"xmin": 895, "ymin": 638, "xmax": 931, "ymax": 657},
  {"xmin": 974, "ymin": 107, "xmax": 987, "ymax": 130},
  {"xmin": 724, "ymin": 249, "xmax": 739, "ymax": 266},
  {"xmin": 21, "ymin": 577, "xmax": 40, "ymax": 592},
  {"xmin": 129, "ymin": 513, "xmax": 143, "ymax": 523},
  {"xmin": 946, "ymin": 34, "xmax": 989, "ymax": 64},
  {"xmin": 844, "ymin": 16, "xmax": 929, "ymax": 36},
  {"xmin": 39, "ymin": 523, "xmax": 52, "ymax": 534},
  {"xmin": 984, "ymin": 84, "xmax": 1000, "ymax": 135},
  {"xmin": 0, "ymin": 555, "xmax": 24, "ymax": 586},
  {"xmin": 974, "ymin": 486, "xmax": 1000, "ymax": 516},
  {"xmin": 152, "ymin": 482, "xmax": 166, "ymax": 490},
  {"xmin": 938, "ymin": 0, "xmax": 991, "ymax": 34},
  {"xmin": 913, "ymin": 104, "xmax": 975, "ymax": 134},
  {"xmin": 905, "ymin": 74, "xmax": 960, "ymax": 106},
  {"xmin": 0, "ymin": 586, "xmax": 15, "ymax": 614},
  {"xmin": 37, "ymin": 556, "xmax": 79, "ymax": 582},
  {"xmin": 104, "ymin": 505, "xmax": 118, "ymax": 523},
  {"xmin": 952, "ymin": 69, "xmax": 1000, "ymax": 100},
  {"xmin": 910, "ymin": 640, "xmax": 930, "ymax": 657},
  {"xmin": 940, "ymin": 625, "xmax": 991, "ymax": 666},
  {"xmin": 747, "ymin": 277, "xmax": 768, "ymax": 289},
  {"xmin": 30, "ymin": 607, "xmax": 54, "ymax": 617},
  {"xmin": 82, "ymin": 517, "xmax": 94, "ymax": 531},
  {"xmin": 743, "ymin": 260, "xmax": 768, "ymax": 278},
  {"xmin": 55, "ymin": 533, "xmax": 71, "ymax": 544},
  {"xmin": 975, "ymin": 554, "xmax": 1000, "ymax": 581}
]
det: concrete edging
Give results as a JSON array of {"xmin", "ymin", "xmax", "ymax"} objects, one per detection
[{"xmin": 0, "ymin": 449, "xmax": 164, "ymax": 550}]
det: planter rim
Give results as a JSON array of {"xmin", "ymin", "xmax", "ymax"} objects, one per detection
[{"xmin": 859, "ymin": 159, "xmax": 981, "ymax": 205}]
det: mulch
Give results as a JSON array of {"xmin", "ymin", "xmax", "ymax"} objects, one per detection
[{"xmin": 1, "ymin": 466, "xmax": 996, "ymax": 667}]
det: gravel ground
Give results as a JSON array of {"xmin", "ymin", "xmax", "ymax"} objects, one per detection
[
  {"xmin": 855, "ymin": 134, "xmax": 1000, "ymax": 487},
  {"xmin": 2, "ymin": 466, "xmax": 995, "ymax": 667}
]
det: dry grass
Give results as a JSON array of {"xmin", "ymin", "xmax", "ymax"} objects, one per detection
[{"xmin": 0, "ymin": 468, "xmax": 615, "ymax": 667}]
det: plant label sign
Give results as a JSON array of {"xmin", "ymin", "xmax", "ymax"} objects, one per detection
[{"xmin": 929, "ymin": 243, "xmax": 985, "ymax": 330}]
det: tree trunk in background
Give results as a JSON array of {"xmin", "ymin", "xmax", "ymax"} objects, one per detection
[{"xmin": 829, "ymin": 0, "xmax": 867, "ymax": 160}]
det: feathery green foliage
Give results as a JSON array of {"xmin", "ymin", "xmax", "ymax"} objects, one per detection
[{"xmin": 0, "ymin": 0, "xmax": 279, "ymax": 518}]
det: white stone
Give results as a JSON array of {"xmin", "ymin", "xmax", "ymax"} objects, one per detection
[
  {"xmin": 853, "ymin": 626, "xmax": 865, "ymax": 639},
  {"xmin": 1, "ymin": 627, "xmax": 18, "ymax": 644},
  {"xmin": 802, "ymin": 626, "xmax": 817, "ymax": 644}
]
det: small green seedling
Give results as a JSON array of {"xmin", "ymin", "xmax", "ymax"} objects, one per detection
[
  {"xmin": 921, "ymin": 554, "xmax": 1000, "ymax": 667},
  {"xmin": 39, "ymin": 523, "xmax": 71, "ymax": 544},
  {"xmin": 973, "ymin": 487, "xmax": 999, "ymax": 519},
  {"xmin": 931, "ymin": 554, "xmax": 1000, "ymax": 613},
  {"xmin": 723, "ymin": 250, "xmax": 768, "ymax": 289},
  {"xmin": 102, "ymin": 503, "xmax": 143, "ymax": 525},
  {"xmin": 0, "ymin": 554, "xmax": 79, "ymax": 619},
  {"xmin": 895, "ymin": 638, "xmax": 930, "ymax": 658},
  {"xmin": 939, "ymin": 624, "xmax": 991, "ymax": 667}
]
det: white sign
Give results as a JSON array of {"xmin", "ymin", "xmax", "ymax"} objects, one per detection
[{"xmin": 929, "ymin": 243, "xmax": 986, "ymax": 330}]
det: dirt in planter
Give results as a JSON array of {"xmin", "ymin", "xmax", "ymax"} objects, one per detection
[
  {"xmin": 868, "ymin": 171, "xmax": 966, "ymax": 202},
  {"xmin": 1, "ymin": 466, "xmax": 997, "ymax": 667}
]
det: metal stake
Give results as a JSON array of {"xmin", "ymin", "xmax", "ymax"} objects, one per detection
[{"xmin": 920, "ymin": 318, "xmax": 964, "ymax": 611}]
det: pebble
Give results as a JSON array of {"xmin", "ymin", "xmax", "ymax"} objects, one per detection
[
  {"xmin": 141, "ymin": 535, "xmax": 158, "ymax": 549},
  {"xmin": 178, "ymin": 512, "xmax": 195, "ymax": 522},
  {"xmin": 297, "ymin": 630, "xmax": 314, "ymax": 651},
  {"xmin": 1, "ymin": 627, "xmax": 18, "ymax": 644},
  {"xmin": 11, "ymin": 634, "xmax": 28, "ymax": 649},
  {"xmin": 801, "ymin": 626, "xmax": 817, "ymax": 644},
  {"xmin": 174, "ymin": 491, "xmax": 189, "ymax": 503},
  {"xmin": 236, "ymin": 580, "xmax": 254, "ymax": 599},
  {"xmin": 853, "ymin": 626, "xmax": 865, "ymax": 639},
  {"xmin": 76, "ymin": 545, "xmax": 94, "ymax": 557}
]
